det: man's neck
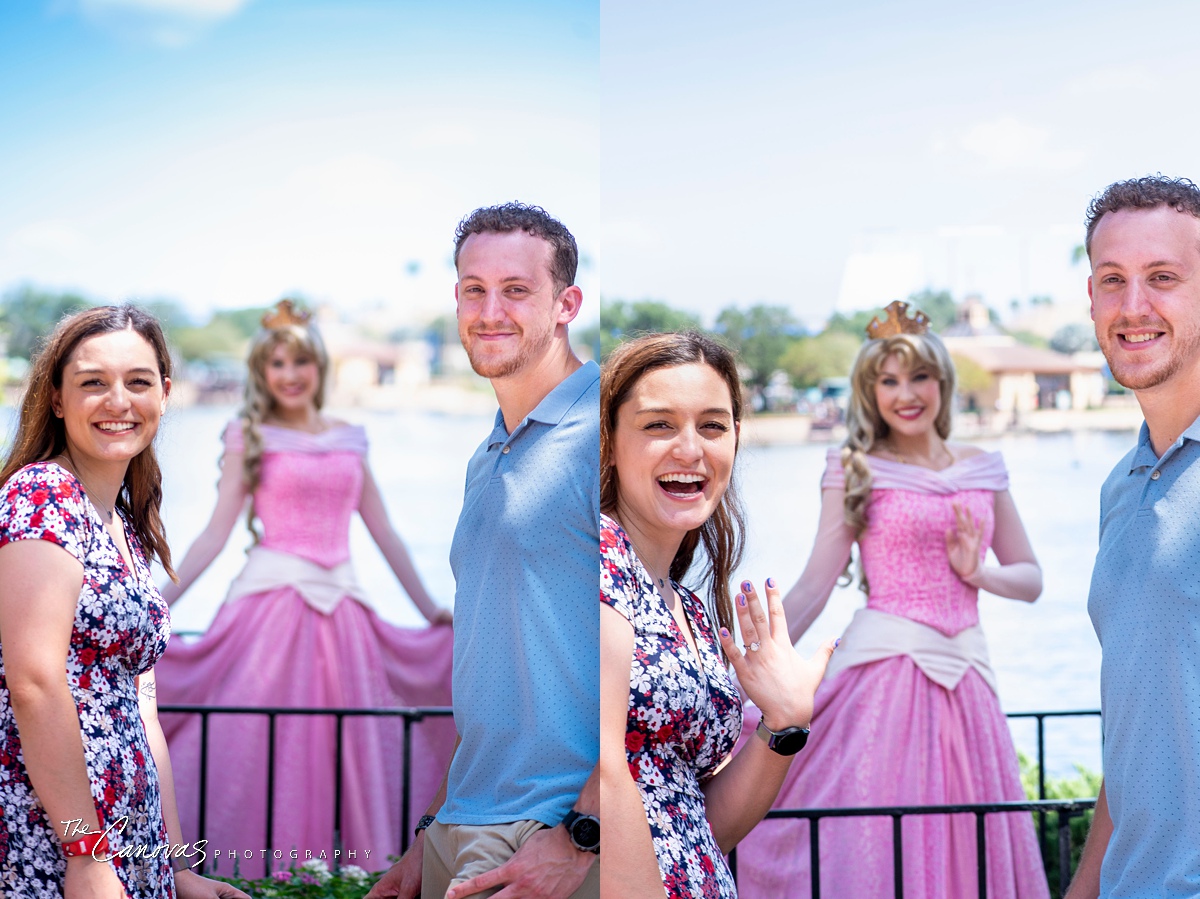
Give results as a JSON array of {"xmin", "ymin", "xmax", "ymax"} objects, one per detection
[
  {"xmin": 1137, "ymin": 375, "xmax": 1200, "ymax": 457},
  {"xmin": 493, "ymin": 345, "xmax": 584, "ymax": 434}
]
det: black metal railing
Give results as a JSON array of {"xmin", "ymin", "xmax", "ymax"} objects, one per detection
[
  {"xmin": 159, "ymin": 703, "xmax": 1101, "ymax": 887},
  {"xmin": 729, "ymin": 708, "xmax": 1102, "ymax": 899},
  {"xmin": 1006, "ymin": 709, "xmax": 1102, "ymax": 860},
  {"xmin": 731, "ymin": 798, "xmax": 1096, "ymax": 899},
  {"xmin": 158, "ymin": 703, "xmax": 453, "ymax": 874}
]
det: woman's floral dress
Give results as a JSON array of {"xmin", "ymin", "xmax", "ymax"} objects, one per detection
[
  {"xmin": 0, "ymin": 462, "xmax": 174, "ymax": 898},
  {"xmin": 600, "ymin": 514, "xmax": 743, "ymax": 898}
]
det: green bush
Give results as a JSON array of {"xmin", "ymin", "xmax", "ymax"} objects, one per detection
[{"xmin": 1018, "ymin": 752, "xmax": 1100, "ymax": 895}]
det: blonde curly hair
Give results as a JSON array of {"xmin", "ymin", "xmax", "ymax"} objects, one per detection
[
  {"xmin": 238, "ymin": 322, "xmax": 329, "ymax": 540},
  {"xmin": 841, "ymin": 331, "xmax": 955, "ymax": 536}
]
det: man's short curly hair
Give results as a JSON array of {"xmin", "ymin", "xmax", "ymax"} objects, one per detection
[
  {"xmin": 453, "ymin": 202, "xmax": 578, "ymax": 295},
  {"xmin": 1085, "ymin": 175, "xmax": 1200, "ymax": 256}
]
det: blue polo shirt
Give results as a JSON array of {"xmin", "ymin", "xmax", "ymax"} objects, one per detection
[
  {"xmin": 440, "ymin": 360, "xmax": 600, "ymax": 827},
  {"xmin": 1088, "ymin": 416, "xmax": 1200, "ymax": 898}
]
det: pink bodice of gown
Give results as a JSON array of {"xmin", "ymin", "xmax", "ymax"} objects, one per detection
[
  {"xmin": 223, "ymin": 420, "xmax": 368, "ymax": 569},
  {"xmin": 822, "ymin": 449, "xmax": 1009, "ymax": 636}
]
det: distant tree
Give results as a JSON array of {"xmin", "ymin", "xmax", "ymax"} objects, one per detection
[
  {"xmin": 906, "ymin": 288, "xmax": 957, "ymax": 331},
  {"xmin": 0, "ymin": 286, "xmax": 93, "ymax": 359},
  {"xmin": 779, "ymin": 331, "xmax": 861, "ymax": 389},
  {"xmin": 170, "ymin": 305, "xmax": 270, "ymax": 362},
  {"xmin": 1010, "ymin": 330, "xmax": 1050, "ymax": 350},
  {"xmin": 824, "ymin": 310, "xmax": 876, "ymax": 338},
  {"xmin": 1050, "ymin": 322, "xmax": 1099, "ymax": 354},
  {"xmin": 713, "ymin": 304, "xmax": 805, "ymax": 389},
  {"xmin": 599, "ymin": 299, "xmax": 702, "ymax": 359},
  {"xmin": 951, "ymin": 354, "xmax": 992, "ymax": 394}
]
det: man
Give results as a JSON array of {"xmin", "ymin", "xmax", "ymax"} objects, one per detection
[
  {"xmin": 1066, "ymin": 176, "xmax": 1200, "ymax": 898},
  {"xmin": 368, "ymin": 203, "xmax": 600, "ymax": 899}
]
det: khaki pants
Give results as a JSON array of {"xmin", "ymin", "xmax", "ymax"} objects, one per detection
[{"xmin": 421, "ymin": 820, "xmax": 599, "ymax": 899}]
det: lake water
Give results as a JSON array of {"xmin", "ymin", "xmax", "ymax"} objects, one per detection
[{"xmin": 10, "ymin": 404, "xmax": 1134, "ymax": 779}]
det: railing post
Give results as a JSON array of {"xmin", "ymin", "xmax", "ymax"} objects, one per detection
[
  {"xmin": 265, "ymin": 712, "xmax": 277, "ymax": 874},
  {"xmin": 401, "ymin": 712, "xmax": 415, "ymax": 853},
  {"xmin": 197, "ymin": 710, "xmax": 210, "ymax": 874},
  {"xmin": 892, "ymin": 814, "xmax": 904, "ymax": 899},
  {"xmin": 334, "ymin": 712, "xmax": 346, "ymax": 865},
  {"xmin": 1037, "ymin": 714, "xmax": 1047, "ymax": 864},
  {"xmin": 1057, "ymin": 808, "xmax": 1075, "ymax": 899},
  {"xmin": 809, "ymin": 815, "xmax": 820, "ymax": 899},
  {"xmin": 976, "ymin": 811, "xmax": 988, "ymax": 899}
]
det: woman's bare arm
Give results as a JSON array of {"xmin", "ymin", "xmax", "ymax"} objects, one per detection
[{"xmin": 599, "ymin": 604, "xmax": 666, "ymax": 897}]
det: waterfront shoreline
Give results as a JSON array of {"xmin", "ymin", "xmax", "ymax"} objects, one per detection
[{"xmin": 742, "ymin": 404, "xmax": 1145, "ymax": 447}]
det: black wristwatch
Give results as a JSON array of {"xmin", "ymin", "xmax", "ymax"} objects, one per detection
[
  {"xmin": 414, "ymin": 814, "xmax": 436, "ymax": 838},
  {"xmin": 756, "ymin": 718, "xmax": 810, "ymax": 756},
  {"xmin": 562, "ymin": 809, "xmax": 600, "ymax": 854}
]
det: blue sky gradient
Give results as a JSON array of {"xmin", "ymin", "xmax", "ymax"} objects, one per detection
[{"xmin": 1, "ymin": 0, "xmax": 599, "ymax": 322}]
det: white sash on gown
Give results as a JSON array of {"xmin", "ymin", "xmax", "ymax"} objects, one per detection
[{"xmin": 224, "ymin": 545, "xmax": 370, "ymax": 615}]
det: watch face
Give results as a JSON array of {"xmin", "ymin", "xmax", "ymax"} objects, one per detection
[
  {"xmin": 773, "ymin": 727, "xmax": 809, "ymax": 756},
  {"xmin": 571, "ymin": 816, "xmax": 600, "ymax": 850}
]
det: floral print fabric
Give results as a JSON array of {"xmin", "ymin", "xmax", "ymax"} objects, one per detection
[
  {"xmin": 0, "ymin": 462, "xmax": 174, "ymax": 899},
  {"xmin": 600, "ymin": 514, "xmax": 742, "ymax": 898}
]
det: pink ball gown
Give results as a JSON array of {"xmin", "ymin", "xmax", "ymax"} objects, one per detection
[
  {"xmin": 737, "ymin": 449, "xmax": 1049, "ymax": 899},
  {"xmin": 155, "ymin": 422, "xmax": 455, "ymax": 878}
]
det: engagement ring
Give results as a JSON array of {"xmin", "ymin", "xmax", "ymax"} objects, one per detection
[{"xmin": 747, "ymin": 641, "xmax": 761, "ymax": 652}]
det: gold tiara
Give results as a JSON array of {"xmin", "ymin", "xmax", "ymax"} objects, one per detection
[
  {"xmin": 865, "ymin": 300, "xmax": 930, "ymax": 340},
  {"xmin": 261, "ymin": 299, "xmax": 312, "ymax": 330}
]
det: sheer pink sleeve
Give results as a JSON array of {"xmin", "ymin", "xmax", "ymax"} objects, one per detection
[
  {"xmin": 782, "ymin": 476, "xmax": 856, "ymax": 644},
  {"xmin": 221, "ymin": 419, "xmax": 244, "ymax": 454},
  {"xmin": 964, "ymin": 485, "xmax": 1042, "ymax": 602}
]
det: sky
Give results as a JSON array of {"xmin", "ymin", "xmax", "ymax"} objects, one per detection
[
  {"xmin": 8, "ymin": 2, "xmax": 1200, "ymax": 335},
  {"xmin": 0, "ymin": 0, "xmax": 599, "ymax": 325},
  {"xmin": 599, "ymin": 0, "xmax": 1200, "ymax": 330}
]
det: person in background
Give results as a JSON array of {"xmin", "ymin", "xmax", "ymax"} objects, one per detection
[
  {"xmin": 739, "ymin": 302, "xmax": 1048, "ymax": 899},
  {"xmin": 1066, "ymin": 176, "xmax": 1200, "ymax": 898},
  {"xmin": 0, "ymin": 305, "xmax": 246, "ymax": 899},
  {"xmin": 155, "ymin": 300, "xmax": 454, "ymax": 877}
]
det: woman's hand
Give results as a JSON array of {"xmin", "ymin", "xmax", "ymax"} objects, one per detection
[
  {"xmin": 174, "ymin": 867, "xmax": 251, "ymax": 899},
  {"xmin": 945, "ymin": 502, "xmax": 984, "ymax": 581},
  {"xmin": 426, "ymin": 607, "xmax": 454, "ymax": 626},
  {"xmin": 64, "ymin": 857, "xmax": 129, "ymax": 899},
  {"xmin": 718, "ymin": 579, "xmax": 836, "ymax": 731}
]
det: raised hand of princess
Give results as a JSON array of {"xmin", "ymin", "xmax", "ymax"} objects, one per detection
[
  {"xmin": 945, "ymin": 501, "xmax": 984, "ymax": 581},
  {"xmin": 718, "ymin": 579, "xmax": 837, "ymax": 732}
]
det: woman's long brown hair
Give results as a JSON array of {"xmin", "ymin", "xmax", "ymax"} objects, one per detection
[
  {"xmin": 600, "ymin": 330, "xmax": 746, "ymax": 639},
  {"xmin": 0, "ymin": 304, "xmax": 177, "ymax": 580}
]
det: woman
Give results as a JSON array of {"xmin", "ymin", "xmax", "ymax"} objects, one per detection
[
  {"xmin": 738, "ymin": 301, "xmax": 1049, "ymax": 898},
  {"xmin": 600, "ymin": 331, "xmax": 836, "ymax": 899},
  {"xmin": 154, "ymin": 300, "xmax": 455, "ymax": 877},
  {"xmin": 0, "ymin": 305, "xmax": 246, "ymax": 899}
]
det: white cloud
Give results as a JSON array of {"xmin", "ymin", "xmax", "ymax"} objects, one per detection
[
  {"xmin": 1062, "ymin": 66, "xmax": 1160, "ymax": 99},
  {"xmin": 958, "ymin": 116, "xmax": 1084, "ymax": 171},
  {"xmin": 6, "ymin": 221, "xmax": 90, "ymax": 257},
  {"xmin": 71, "ymin": 0, "xmax": 250, "ymax": 46},
  {"xmin": 80, "ymin": 0, "xmax": 248, "ymax": 18}
]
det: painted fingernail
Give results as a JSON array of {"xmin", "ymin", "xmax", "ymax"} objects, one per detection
[
  {"xmin": 766, "ymin": 577, "xmax": 776, "ymax": 588},
  {"xmin": 720, "ymin": 627, "xmax": 730, "ymax": 638},
  {"xmin": 737, "ymin": 593, "xmax": 747, "ymax": 607},
  {"xmin": 834, "ymin": 638, "xmax": 842, "ymax": 649},
  {"xmin": 742, "ymin": 581, "xmax": 752, "ymax": 592}
]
